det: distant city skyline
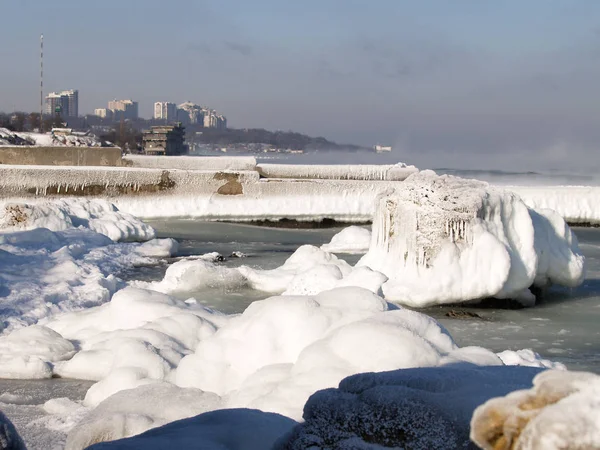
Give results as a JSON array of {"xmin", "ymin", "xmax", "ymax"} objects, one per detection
[{"xmin": 1, "ymin": 1, "xmax": 600, "ymax": 171}]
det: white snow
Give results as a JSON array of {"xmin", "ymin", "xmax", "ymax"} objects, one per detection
[
  {"xmin": 320, "ymin": 225, "xmax": 371, "ymax": 254},
  {"xmin": 358, "ymin": 171, "xmax": 586, "ymax": 307},
  {"xmin": 0, "ymin": 226, "xmax": 177, "ymax": 332},
  {"xmin": 0, "ymin": 199, "xmax": 156, "ymax": 242},
  {"xmin": 471, "ymin": 369, "xmax": 600, "ymax": 450}
]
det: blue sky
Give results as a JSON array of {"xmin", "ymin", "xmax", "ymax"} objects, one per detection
[{"xmin": 1, "ymin": 0, "xmax": 600, "ymax": 169}]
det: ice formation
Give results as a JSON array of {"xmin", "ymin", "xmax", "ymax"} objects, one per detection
[
  {"xmin": 124, "ymin": 155, "xmax": 258, "ymax": 171},
  {"xmin": 0, "ymin": 199, "xmax": 155, "ymax": 242},
  {"xmin": 359, "ymin": 171, "xmax": 586, "ymax": 307},
  {"xmin": 256, "ymin": 162, "xmax": 417, "ymax": 181},
  {"xmin": 320, "ymin": 225, "xmax": 371, "ymax": 254},
  {"xmin": 507, "ymin": 185, "xmax": 600, "ymax": 225},
  {"xmin": 0, "ymin": 227, "xmax": 177, "ymax": 332},
  {"xmin": 471, "ymin": 370, "xmax": 600, "ymax": 450}
]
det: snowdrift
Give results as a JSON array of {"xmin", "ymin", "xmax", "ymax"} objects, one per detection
[
  {"xmin": 0, "ymin": 198, "xmax": 155, "ymax": 242},
  {"xmin": 359, "ymin": 171, "xmax": 586, "ymax": 307},
  {"xmin": 0, "ymin": 227, "xmax": 176, "ymax": 333},
  {"xmin": 320, "ymin": 225, "xmax": 371, "ymax": 254},
  {"xmin": 471, "ymin": 370, "xmax": 600, "ymax": 450}
]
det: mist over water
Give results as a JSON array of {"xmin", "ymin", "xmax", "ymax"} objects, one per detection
[{"xmin": 253, "ymin": 148, "xmax": 600, "ymax": 186}]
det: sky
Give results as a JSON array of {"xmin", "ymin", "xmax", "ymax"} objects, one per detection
[{"xmin": 1, "ymin": 0, "xmax": 600, "ymax": 171}]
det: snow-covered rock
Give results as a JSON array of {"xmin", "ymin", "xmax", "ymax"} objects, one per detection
[
  {"xmin": 0, "ymin": 410, "xmax": 26, "ymax": 450},
  {"xmin": 278, "ymin": 365, "xmax": 544, "ymax": 450},
  {"xmin": 83, "ymin": 408, "xmax": 296, "ymax": 450},
  {"xmin": 471, "ymin": 370, "xmax": 600, "ymax": 450},
  {"xmin": 65, "ymin": 384, "xmax": 222, "ymax": 450},
  {"xmin": 0, "ymin": 199, "xmax": 155, "ymax": 242},
  {"xmin": 0, "ymin": 128, "xmax": 102, "ymax": 147},
  {"xmin": 359, "ymin": 171, "xmax": 585, "ymax": 307},
  {"xmin": 320, "ymin": 226, "xmax": 371, "ymax": 254}
]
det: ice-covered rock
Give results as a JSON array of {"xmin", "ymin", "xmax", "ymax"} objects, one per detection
[
  {"xmin": 471, "ymin": 369, "xmax": 600, "ymax": 450},
  {"xmin": 0, "ymin": 410, "xmax": 26, "ymax": 450},
  {"xmin": 277, "ymin": 365, "xmax": 543, "ymax": 450},
  {"xmin": 359, "ymin": 171, "xmax": 585, "ymax": 307},
  {"xmin": 65, "ymin": 383, "xmax": 222, "ymax": 450},
  {"xmin": 320, "ymin": 225, "xmax": 371, "ymax": 254},
  {"xmin": 0, "ymin": 199, "xmax": 155, "ymax": 242},
  {"xmin": 84, "ymin": 408, "xmax": 296, "ymax": 450}
]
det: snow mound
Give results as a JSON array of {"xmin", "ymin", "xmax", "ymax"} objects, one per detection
[
  {"xmin": 471, "ymin": 369, "xmax": 600, "ymax": 450},
  {"xmin": 359, "ymin": 171, "xmax": 585, "ymax": 307},
  {"xmin": 41, "ymin": 287, "xmax": 226, "ymax": 405},
  {"xmin": 0, "ymin": 409, "xmax": 26, "ymax": 450},
  {"xmin": 84, "ymin": 408, "xmax": 296, "ymax": 450},
  {"xmin": 175, "ymin": 287, "xmax": 504, "ymax": 420},
  {"xmin": 278, "ymin": 365, "xmax": 544, "ymax": 450},
  {"xmin": 239, "ymin": 244, "xmax": 387, "ymax": 295},
  {"xmin": 320, "ymin": 226, "xmax": 371, "ymax": 254},
  {"xmin": 65, "ymin": 383, "xmax": 222, "ymax": 450},
  {"xmin": 138, "ymin": 258, "xmax": 247, "ymax": 294},
  {"xmin": 497, "ymin": 349, "xmax": 567, "ymax": 370},
  {"xmin": 0, "ymin": 226, "xmax": 177, "ymax": 332},
  {"xmin": 0, "ymin": 199, "xmax": 155, "ymax": 242}
]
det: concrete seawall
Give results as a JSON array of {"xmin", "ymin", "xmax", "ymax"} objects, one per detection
[
  {"xmin": 0, "ymin": 147, "xmax": 122, "ymax": 167},
  {"xmin": 0, "ymin": 163, "xmax": 402, "ymax": 222}
]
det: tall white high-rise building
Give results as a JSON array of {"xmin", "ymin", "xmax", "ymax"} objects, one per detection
[
  {"xmin": 154, "ymin": 102, "xmax": 177, "ymax": 121},
  {"xmin": 44, "ymin": 89, "xmax": 78, "ymax": 117},
  {"xmin": 108, "ymin": 99, "xmax": 139, "ymax": 120}
]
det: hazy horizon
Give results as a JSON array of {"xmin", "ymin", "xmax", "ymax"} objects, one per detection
[{"xmin": 2, "ymin": 0, "xmax": 600, "ymax": 171}]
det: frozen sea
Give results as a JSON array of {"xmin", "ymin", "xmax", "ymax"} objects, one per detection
[{"xmin": 136, "ymin": 219, "xmax": 600, "ymax": 373}]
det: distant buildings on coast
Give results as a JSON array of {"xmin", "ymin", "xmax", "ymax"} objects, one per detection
[
  {"xmin": 45, "ymin": 89, "xmax": 78, "ymax": 118},
  {"xmin": 154, "ymin": 101, "xmax": 227, "ymax": 129}
]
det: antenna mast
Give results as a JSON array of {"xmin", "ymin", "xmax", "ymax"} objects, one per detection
[{"xmin": 40, "ymin": 34, "xmax": 44, "ymax": 131}]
